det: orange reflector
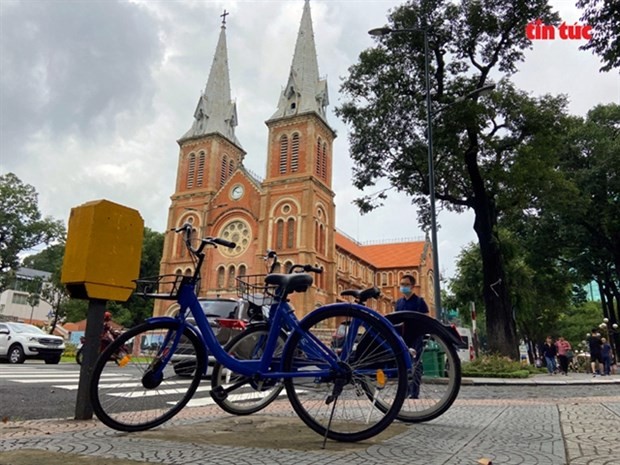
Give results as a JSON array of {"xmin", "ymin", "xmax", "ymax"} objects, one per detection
[
  {"xmin": 118, "ymin": 354, "xmax": 131, "ymax": 367},
  {"xmin": 376, "ymin": 369, "xmax": 386, "ymax": 388}
]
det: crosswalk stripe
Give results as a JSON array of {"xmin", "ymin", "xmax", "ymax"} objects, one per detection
[
  {"xmin": 108, "ymin": 385, "xmax": 212, "ymax": 398},
  {"xmin": 12, "ymin": 377, "xmax": 130, "ymax": 384},
  {"xmin": 55, "ymin": 379, "xmax": 194, "ymax": 390}
]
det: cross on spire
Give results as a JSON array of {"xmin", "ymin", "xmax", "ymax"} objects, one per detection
[{"xmin": 220, "ymin": 9, "xmax": 229, "ymax": 26}]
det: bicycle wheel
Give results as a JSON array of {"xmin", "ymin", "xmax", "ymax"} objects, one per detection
[
  {"xmin": 282, "ymin": 305, "xmax": 408, "ymax": 442},
  {"xmin": 90, "ymin": 320, "xmax": 205, "ymax": 431},
  {"xmin": 372, "ymin": 315, "xmax": 461, "ymax": 423},
  {"xmin": 211, "ymin": 323, "xmax": 286, "ymax": 415}
]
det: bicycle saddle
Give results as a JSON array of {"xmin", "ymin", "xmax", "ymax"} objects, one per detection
[
  {"xmin": 265, "ymin": 273, "xmax": 313, "ymax": 294},
  {"xmin": 340, "ymin": 287, "xmax": 381, "ymax": 303}
]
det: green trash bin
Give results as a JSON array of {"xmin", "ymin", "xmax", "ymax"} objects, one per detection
[{"xmin": 421, "ymin": 340, "xmax": 446, "ymax": 377}]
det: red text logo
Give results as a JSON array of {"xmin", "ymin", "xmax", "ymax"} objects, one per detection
[{"xmin": 525, "ymin": 20, "xmax": 592, "ymax": 40}]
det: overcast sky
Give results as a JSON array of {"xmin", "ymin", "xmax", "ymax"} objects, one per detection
[{"xmin": 1, "ymin": 0, "xmax": 618, "ymax": 280}]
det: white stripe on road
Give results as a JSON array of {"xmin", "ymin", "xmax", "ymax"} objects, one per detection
[
  {"xmin": 12, "ymin": 377, "xmax": 130, "ymax": 384},
  {"xmin": 54, "ymin": 379, "xmax": 194, "ymax": 390},
  {"xmin": 108, "ymin": 385, "xmax": 211, "ymax": 398}
]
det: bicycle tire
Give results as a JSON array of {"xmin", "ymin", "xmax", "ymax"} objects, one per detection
[
  {"xmin": 90, "ymin": 320, "xmax": 205, "ymax": 432},
  {"xmin": 210, "ymin": 323, "xmax": 287, "ymax": 415},
  {"xmin": 370, "ymin": 314, "xmax": 461, "ymax": 423},
  {"xmin": 282, "ymin": 305, "xmax": 408, "ymax": 442}
]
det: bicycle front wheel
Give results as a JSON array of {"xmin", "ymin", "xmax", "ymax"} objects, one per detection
[
  {"xmin": 211, "ymin": 323, "xmax": 286, "ymax": 415},
  {"xmin": 90, "ymin": 320, "xmax": 205, "ymax": 431},
  {"xmin": 283, "ymin": 306, "xmax": 408, "ymax": 442}
]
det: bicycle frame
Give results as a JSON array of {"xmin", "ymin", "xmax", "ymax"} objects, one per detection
[{"xmin": 145, "ymin": 280, "xmax": 411, "ymax": 381}]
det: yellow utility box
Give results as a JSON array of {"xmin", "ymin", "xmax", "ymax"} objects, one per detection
[{"xmin": 61, "ymin": 200, "xmax": 144, "ymax": 301}]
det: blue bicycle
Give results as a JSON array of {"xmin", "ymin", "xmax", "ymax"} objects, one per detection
[{"xmin": 90, "ymin": 224, "xmax": 411, "ymax": 442}]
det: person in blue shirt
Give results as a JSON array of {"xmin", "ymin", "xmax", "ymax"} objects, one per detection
[
  {"xmin": 394, "ymin": 274, "xmax": 429, "ymax": 399},
  {"xmin": 395, "ymin": 274, "xmax": 429, "ymax": 314}
]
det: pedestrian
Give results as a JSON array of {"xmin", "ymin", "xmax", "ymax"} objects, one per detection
[
  {"xmin": 601, "ymin": 337, "xmax": 612, "ymax": 376},
  {"xmin": 394, "ymin": 274, "xmax": 429, "ymax": 314},
  {"xmin": 395, "ymin": 274, "xmax": 428, "ymax": 399},
  {"xmin": 588, "ymin": 328, "xmax": 603, "ymax": 376},
  {"xmin": 555, "ymin": 336, "xmax": 572, "ymax": 375},
  {"xmin": 542, "ymin": 336, "xmax": 558, "ymax": 375}
]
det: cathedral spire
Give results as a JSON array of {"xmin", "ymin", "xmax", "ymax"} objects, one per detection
[
  {"xmin": 180, "ymin": 15, "xmax": 241, "ymax": 147},
  {"xmin": 269, "ymin": 0, "xmax": 329, "ymax": 122}
]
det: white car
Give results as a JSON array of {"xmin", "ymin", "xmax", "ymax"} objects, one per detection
[{"xmin": 0, "ymin": 322, "xmax": 66, "ymax": 364}]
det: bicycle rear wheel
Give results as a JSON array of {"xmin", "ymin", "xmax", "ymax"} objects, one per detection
[
  {"xmin": 90, "ymin": 320, "xmax": 205, "ymax": 431},
  {"xmin": 370, "ymin": 314, "xmax": 461, "ymax": 423},
  {"xmin": 211, "ymin": 323, "xmax": 286, "ymax": 415},
  {"xmin": 282, "ymin": 305, "xmax": 408, "ymax": 442}
]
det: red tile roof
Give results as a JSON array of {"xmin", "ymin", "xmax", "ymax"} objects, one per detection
[{"xmin": 335, "ymin": 232, "xmax": 426, "ymax": 269}]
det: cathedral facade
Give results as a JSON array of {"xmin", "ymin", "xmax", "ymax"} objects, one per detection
[{"xmin": 155, "ymin": 1, "xmax": 436, "ymax": 319}]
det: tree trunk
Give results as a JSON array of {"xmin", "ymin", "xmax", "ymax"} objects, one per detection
[{"xmin": 464, "ymin": 139, "xmax": 519, "ymax": 359}]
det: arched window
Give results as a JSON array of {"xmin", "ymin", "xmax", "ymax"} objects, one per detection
[
  {"xmin": 187, "ymin": 153, "xmax": 196, "ymax": 189},
  {"xmin": 228, "ymin": 159, "xmax": 235, "ymax": 177},
  {"xmin": 291, "ymin": 133, "xmax": 299, "ymax": 172},
  {"xmin": 217, "ymin": 266, "xmax": 225, "ymax": 288},
  {"xmin": 279, "ymin": 135, "xmax": 288, "ymax": 174},
  {"xmin": 220, "ymin": 155, "xmax": 228, "ymax": 187},
  {"xmin": 315, "ymin": 138, "xmax": 322, "ymax": 175},
  {"xmin": 321, "ymin": 142, "xmax": 327, "ymax": 179},
  {"xmin": 238, "ymin": 264, "xmax": 247, "ymax": 277},
  {"xmin": 227, "ymin": 265, "xmax": 236, "ymax": 289},
  {"xmin": 286, "ymin": 218, "xmax": 295, "ymax": 249},
  {"xmin": 319, "ymin": 224, "xmax": 325, "ymax": 255},
  {"xmin": 196, "ymin": 152, "xmax": 205, "ymax": 187},
  {"xmin": 275, "ymin": 219, "xmax": 284, "ymax": 250},
  {"xmin": 272, "ymin": 262, "xmax": 281, "ymax": 273},
  {"xmin": 283, "ymin": 260, "xmax": 293, "ymax": 274}
]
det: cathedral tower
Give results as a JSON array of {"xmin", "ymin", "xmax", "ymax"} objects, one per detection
[{"xmin": 261, "ymin": 0, "xmax": 337, "ymax": 315}]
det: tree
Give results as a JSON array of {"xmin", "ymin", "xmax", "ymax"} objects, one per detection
[
  {"xmin": 0, "ymin": 173, "xmax": 65, "ymax": 291},
  {"xmin": 336, "ymin": 0, "xmax": 562, "ymax": 358},
  {"xmin": 577, "ymin": 0, "xmax": 620, "ymax": 72}
]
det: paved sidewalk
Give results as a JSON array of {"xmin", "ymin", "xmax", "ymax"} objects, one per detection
[{"xmin": 2, "ymin": 374, "xmax": 619, "ymax": 465}]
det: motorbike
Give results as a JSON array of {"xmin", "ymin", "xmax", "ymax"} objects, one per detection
[{"xmin": 75, "ymin": 332, "xmax": 130, "ymax": 365}]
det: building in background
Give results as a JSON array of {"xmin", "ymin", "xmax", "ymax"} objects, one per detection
[
  {"xmin": 155, "ymin": 1, "xmax": 435, "ymax": 318},
  {"xmin": 0, "ymin": 267, "xmax": 53, "ymax": 324}
]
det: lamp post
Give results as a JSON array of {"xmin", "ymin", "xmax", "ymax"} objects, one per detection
[{"xmin": 368, "ymin": 26, "xmax": 494, "ymax": 322}]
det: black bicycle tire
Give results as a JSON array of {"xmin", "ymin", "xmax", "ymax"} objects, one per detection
[
  {"xmin": 90, "ymin": 320, "xmax": 205, "ymax": 432},
  {"xmin": 210, "ymin": 323, "xmax": 287, "ymax": 415},
  {"xmin": 367, "ymin": 318, "xmax": 461, "ymax": 423},
  {"xmin": 282, "ymin": 306, "xmax": 408, "ymax": 442}
]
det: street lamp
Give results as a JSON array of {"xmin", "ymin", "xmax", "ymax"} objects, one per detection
[{"xmin": 369, "ymin": 26, "xmax": 494, "ymax": 322}]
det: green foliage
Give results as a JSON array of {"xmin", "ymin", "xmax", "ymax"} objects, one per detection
[
  {"xmin": 462, "ymin": 354, "xmax": 539, "ymax": 378},
  {"xmin": 554, "ymin": 300, "xmax": 604, "ymax": 350},
  {"xmin": 577, "ymin": 0, "xmax": 620, "ymax": 72},
  {"xmin": 0, "ymin": 173, "xmax": 65, "ymax": 291}
]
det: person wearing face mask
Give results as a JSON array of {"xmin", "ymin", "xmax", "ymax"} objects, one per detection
[
  {"xmin": 394, "ymin": 274, "xmax": 429, "ymax": 399},
  {"xmin": 395, "ymin": 275, "xmax": 429, "ymax": 314}
]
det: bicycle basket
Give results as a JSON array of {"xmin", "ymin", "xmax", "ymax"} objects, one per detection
[
  {"xmin": 134, "ymin": 274, "xmax": 187, "ymax": 300},
  {"xmin": 236, "ymin": 274, "xmax": 277, "ymax": 307}
]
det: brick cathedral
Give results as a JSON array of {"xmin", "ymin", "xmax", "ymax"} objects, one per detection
[{"xmin": 155, "ymin": 1, "xmax": 436, "ymax": 319}]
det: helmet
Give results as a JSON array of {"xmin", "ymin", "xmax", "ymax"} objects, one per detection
[{"xmin": 104, "ymin": 311, "xmax": 112, "ymax": 320}]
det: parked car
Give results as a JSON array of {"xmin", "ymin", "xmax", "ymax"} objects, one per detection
[
  {"xmin": 0, "ymin": 322, "xmax": 66, "ymax": 364},
  {"xmin": 171, "ymin": 298, "xmax": 249, "ymax": 377}
]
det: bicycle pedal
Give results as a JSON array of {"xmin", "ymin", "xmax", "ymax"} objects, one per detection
[{"xmin": 210, "ymin": 386, "xmax": 228, "ymax": 401}]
